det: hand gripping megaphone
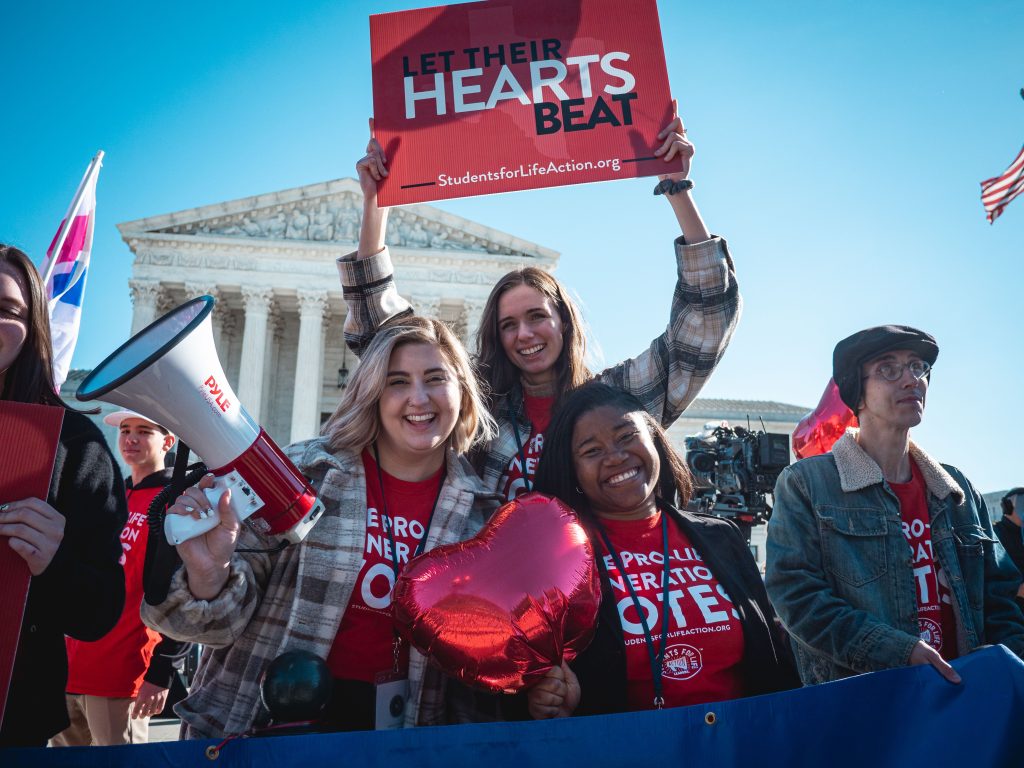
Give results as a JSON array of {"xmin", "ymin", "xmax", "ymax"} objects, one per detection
[{"xmin": 77, "ymin": 295, "xmax": 324, "ymax": 546}]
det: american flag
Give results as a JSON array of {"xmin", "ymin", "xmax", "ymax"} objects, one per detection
[
  {"xmin": 980, "ymin": 145, "xmax": 1024, "ymax": 224},
  {"xmin": 41, "ymin": 152, "xmax": 103, "ymax": 389}
]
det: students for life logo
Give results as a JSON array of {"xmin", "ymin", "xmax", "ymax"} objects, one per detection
[
  {"xmin": 662, "ymin": 644, "xmax": 703, "ymax": 681},
  {"xmin": 919, "ymin": 617, "xmax": 944, "ymax": 651}
]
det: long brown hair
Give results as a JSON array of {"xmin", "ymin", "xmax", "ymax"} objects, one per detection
[
  {"xmin": 476, "ymin": 267, "xmax": 590, "ymax": 410},
  {"xmin": 0, "ymin": 244, "xmax": 68, "ymax": 408}
]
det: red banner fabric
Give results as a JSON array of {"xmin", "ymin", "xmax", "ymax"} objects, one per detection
[
  {"xmin": 370, "ymin": 0, "xmax": 677, "ymax": 206},
  {"xmin": 0, "ymin": 401, "xmax": 64, "ymax": 728}
]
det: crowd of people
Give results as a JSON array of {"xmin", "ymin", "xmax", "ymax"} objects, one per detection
[{"xmin": 1, "ymin": 103, "xmax": 1023, "ymax": 749}]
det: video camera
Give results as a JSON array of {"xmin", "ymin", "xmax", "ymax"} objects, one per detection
[{"xmin": 683, "ymin": 423, "xmax": 791, "ymax": 532}]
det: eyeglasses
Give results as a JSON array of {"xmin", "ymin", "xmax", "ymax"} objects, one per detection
[{"xmin": 865, "ymin": 360, "xmax": 931, "ymax": 382}]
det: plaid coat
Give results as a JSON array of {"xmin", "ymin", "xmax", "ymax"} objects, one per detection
[
  {"xmin": 338, "ymin": 235, "xmax": 741, "ymax": 494},
  {"xmin": 141, "ymin": 439, "xmax": 501, "ymax": 739}
]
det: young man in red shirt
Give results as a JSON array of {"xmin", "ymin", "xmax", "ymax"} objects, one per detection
[
  {"xmin": 766, "ymin": 326, "xmax": 1024, "ymax": 685},
  {"xmin": 51, "ymin": 411, "xmax": 187, "ymax": 745}
]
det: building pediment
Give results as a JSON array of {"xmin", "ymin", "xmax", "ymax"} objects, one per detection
[{"xmin": 117, "ymin": 177, "xmax": 556, "ymax": 262}]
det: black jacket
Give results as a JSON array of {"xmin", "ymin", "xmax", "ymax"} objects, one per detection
[
  {"xmin": 993, "ymin": 517, "xmax": 1024, "ymax": 613},
  {"xmin": 571, "ymin": 504, "xmax": 799, "ymax": 715},
  {"xmin": 125, "ymin": 469, "xmax": 189, "ymax": 690},
  {"xmin": 0, "ymin": 411, "xmax": 127, "ymax": 748}
]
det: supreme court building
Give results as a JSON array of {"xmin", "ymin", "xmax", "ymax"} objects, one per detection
[
  {"xmin": 111, "ymin": 176, "xmax": 808, "ymax": 565},
  {"xmin": 118, "ymin": 177, "xmax": 558, "ymax": 445}
]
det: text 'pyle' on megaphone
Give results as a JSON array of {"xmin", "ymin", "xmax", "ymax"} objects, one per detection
[{"xmin": 77, "ymin": 295, "xmax": 324, "ymax": 546}]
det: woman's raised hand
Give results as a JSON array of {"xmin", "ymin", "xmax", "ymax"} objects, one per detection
[
  {"xmin": 355, "ymin": 117, "xmax": 390, "ymax": 257},
  {"xmin": 654, "ymin": 99, "xmax": 695, "ymax": 182},
  {"xmin": 167, "ymin": 473, "xmax": 239, "ymax": 600},
  {"xmin": 527, "ymin": 661, "xmax": 581, "ymax": 719},
  {"xmin": 356, "ymin": 118, "xmax": 389, "ymax": 205}
]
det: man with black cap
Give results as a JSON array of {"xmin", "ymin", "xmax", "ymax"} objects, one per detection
[
  {"xmin": 766, "ymin": 325, "xmax": 1024, "ymax": 686},
  {"xmin": 993, "ymin": 488, "xmax": 1024, "ymax": 610}
]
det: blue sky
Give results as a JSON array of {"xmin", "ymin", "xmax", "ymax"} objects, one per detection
[{"xmin": 2, "ymin": 0, "xmax": 1021, "ymax": 493}]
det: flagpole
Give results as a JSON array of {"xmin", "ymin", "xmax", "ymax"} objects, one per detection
[{"xmin": 41, "ymin": 150, "xmax": 104, "ymax": 285}]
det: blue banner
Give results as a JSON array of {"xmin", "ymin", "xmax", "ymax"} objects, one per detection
[{"xmin": 5, "ymin": 645, "xmax": 1023, "ymax": 767}]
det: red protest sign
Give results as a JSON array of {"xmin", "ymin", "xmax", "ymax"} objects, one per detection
[
  {"xmin": 370, "ymin": 0, "xmax": 677, "ymax": 206},
  {"xmin": 0, "ymin": 400, "xmax": 64, "ymax": 728}
]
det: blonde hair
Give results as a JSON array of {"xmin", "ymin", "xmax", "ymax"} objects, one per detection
[{"xmin": 323, "ymin": 317, "xmax": 496, "ymax": 455}]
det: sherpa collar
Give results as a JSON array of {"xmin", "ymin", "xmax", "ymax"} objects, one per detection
[{"xmin": 831, "ymin": 429, "xmax": 964, "ymax": 504}]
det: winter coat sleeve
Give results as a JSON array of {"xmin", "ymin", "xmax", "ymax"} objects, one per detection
[
  {"xmin": 336, "ymin": 247, "xmax": 414, "ymax": 357},
  {"xmin": 141, "ymin": 524, "xmax": 276, "ymax": 649}
]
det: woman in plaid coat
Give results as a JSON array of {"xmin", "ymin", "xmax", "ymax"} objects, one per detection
[
  {"xmin": 341, "ymin": 103, "xmax": 741, "ymax": 502},
  {"xmin": 142, "ymin": 318, "xmax": 502, "ymax": 738}
]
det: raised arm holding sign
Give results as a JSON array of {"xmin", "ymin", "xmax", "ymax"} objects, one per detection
[{"xmin": 340, "ymin": 106, "xmax": 742, "ymax": 510}]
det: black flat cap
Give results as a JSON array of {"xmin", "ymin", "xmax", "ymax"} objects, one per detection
[{"xmin": 833, "ymin": 325, "xmax": 938, "ymax": 411}]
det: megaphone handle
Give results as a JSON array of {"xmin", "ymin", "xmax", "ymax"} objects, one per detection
[
  {"xmin": 163, "ymin": 500, "xmax": 221, "ymax": 546},
  {"xmin": 163, "ymin": 473, "xmax": 262, "ymax": 546}
]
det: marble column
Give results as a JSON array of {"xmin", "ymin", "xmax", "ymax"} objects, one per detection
[
  {"xmin": 261, "ymin": 307, "xmax": 284, "ymax": 435},
  {"xmin": 184, "ymin": 282, "xmax": 223, "ymax": 351},
  {"xmin": 463, "ymin": 297, "xmax": 488, "ymax": 346},
  {"xmin": 290, "ymin": 290, "xmax": 329, "ymax": 442},
  {"xmin": 128, "ymin": 279, "xmax": 165, "ymax": 335},
  {"xmin": 215, "ymin": 308, "xmax": 238, "ymax": 361},
  {"xmin": 238, "ymin": 287, "xmax": 274, "ymax": 422}
]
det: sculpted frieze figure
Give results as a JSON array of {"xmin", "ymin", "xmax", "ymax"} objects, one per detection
[
  {"xmin": 333, "ymin": 203, "xmax": 360, "ymax": 242},
  {"xmin": 386, "ymin": 215, "xmax": 405, "ymax": 247},
  {"xmin": 309, "ymin": 204, "xmax": 334, "ymax": 241},
  {"xmin": 265, "ymin": 212, "xmax": 287, "ymax": 239},
  {"xmin": 426, "ymin": 222, "xmax": 455, "ymax": 249},
  {"xmin": 241, "ymin": 217, "xmax": 263, "ymax": 237},
  {"xmin": 132, "ymin": 187, "xmax": 540, "ymax": 262},
  {"xmin": 406, "ymin": 222, "xmax": 431, "ymax": 248},
  {"xmin": 213, "ymin": 222, "xmax": 244, "ymax": 236},
  {"xmin": 286, "ymin": 208, "xmax": 310, "ymax": 240}
]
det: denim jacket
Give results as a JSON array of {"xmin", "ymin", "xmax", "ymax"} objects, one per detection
[{"xmin": 765, "ymin": 429, "xmax": 1024, "ymax": 685}]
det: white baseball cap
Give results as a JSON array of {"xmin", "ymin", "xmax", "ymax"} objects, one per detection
[{"xmin": 102, "ymin": 409, "xmax": 171, "ymax": 435}]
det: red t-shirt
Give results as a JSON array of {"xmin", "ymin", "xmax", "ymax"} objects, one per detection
[
  {"xmin": 65, "ymin": 481, "xmax": 163, "ymax": 698},
  {"xmin": 499, "ymin": 394, "xmax": 554, "ymax": 501},
  {"xmin": 891, "ymin": 458, "xmax": 958, "ymax": 659},
  {"xmin": 597, "ymin": 512, "xmax": 746, "ymax": 710},
  {"xmin": 326, "ymin": 451, "xmax": 443, "ymax": 682}
]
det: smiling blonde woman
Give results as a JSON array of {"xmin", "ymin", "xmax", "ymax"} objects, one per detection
[{"xmin": 142, "ymin": 317, "xmax": 502, "ymax": 738}]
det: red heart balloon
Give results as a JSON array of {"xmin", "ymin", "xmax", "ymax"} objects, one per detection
[
  {"xmin": 792, "ymin": 378, "xmax": 858, "ymax": 459},
  {"xmin": 392, "ymin": 492, "xmax": 601, "ymax": 693}
]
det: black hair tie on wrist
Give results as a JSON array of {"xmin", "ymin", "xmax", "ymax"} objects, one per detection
[{"xmin": 653, "ymin": 178, "xmax": 694, "ymax": 196}]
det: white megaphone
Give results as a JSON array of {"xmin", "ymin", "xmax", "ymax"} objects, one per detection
[{"xmin": 77, "ymin": 295, "xmax": 324, "ymax": 546}]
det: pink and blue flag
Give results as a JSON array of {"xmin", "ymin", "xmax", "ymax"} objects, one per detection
[{"xmin": 41, "ymin": 152, "xmax": 103, "ymax": 389}]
